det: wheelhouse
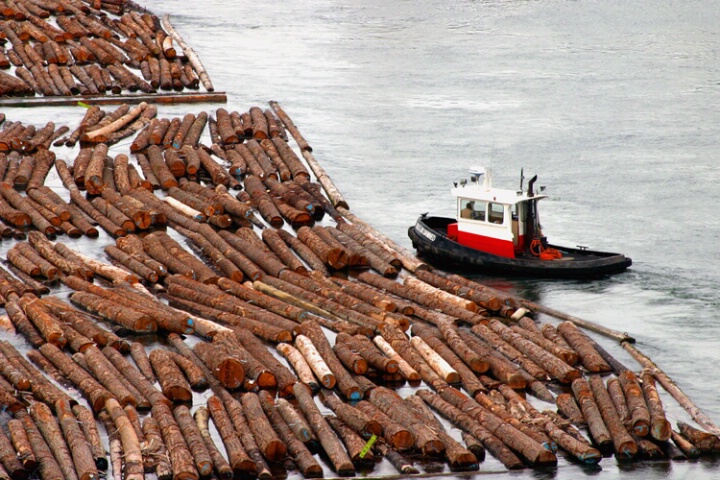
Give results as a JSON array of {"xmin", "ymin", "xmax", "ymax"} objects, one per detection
[{"xmin": 447, "ymin": 167, "xmax": 547, "ymax": 258}]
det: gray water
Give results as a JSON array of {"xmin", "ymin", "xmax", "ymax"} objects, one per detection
[{"xmin": 5, "ymin": 0, "xmax": 720, "ymax": 478}]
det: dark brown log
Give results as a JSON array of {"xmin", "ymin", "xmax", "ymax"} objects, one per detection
[
  {"xmin": 193, "ymin": 406, "xmax": 233, "ymax": 480},
  {"xmin": 512, "ymin": 323, "xmax": 579, "ymax": 365},
  {"xmin": 488, "ymin": 319, "xmax": 581, "ymax": 383},
  {"xmin": 336, "ymin": 332, "xmax": 398, "ymax": 374},
  {"xmin": 233, "ymin": 327, "xmax": 297, "ymax": 397},
  {"xmin": 355, "ymin": 400, "xmax": 414, "ymax": 451},
  {"xmin": 151, "ymin": 401, "xmax": 199, "ymax": 480},
  {"xmin": 55, "ymin": 399, "xmax": 99, "ymax": 480},
  {"xmin": 173, "ymin": 405, "xmax": 213, "ymax": 477},
  {"xmin": 326, "ymin": 415, "xmax": 375, "ymax": 467},
  {"xmin": 71, "ymin": 404, "xmax": 108, "ymax": 470},
  {"xmin": 677, "ymin": 422, "xmax": 718, "ymax": 454},
  {"xmin": 193, "ymin": 341, "xmax": 244, "ymax": 390},
  {"xmin": 7, "ymin": 418, "xmax": 37, "ymax": 472},
  {"xmin": 30, "ymin": 401, "xmax": 80, "ymax": 480},
  {"xmin": 140, "ymin": 416, "xmax": 173, "ymax": 480},
  {"xmin": 471, "ymin": 323, "xmax": 550, "ymax": 381},
  {"xmin": 557, "ymin": 321, "xmax": 612, "ymax": 373},
  {"xmin": 83, "ymin": 345, "xmax": 140, "ymax": 408},
  {"xmin": 275, "ymin": 227, "xmax": 329, "ymax": 275},
  {"xmin": 640, "ymin": 369, "xmax": 672, "ymax": 441},
  {"xmin": 588, "ymin": 375, "xmax": 637, "ymax": 459},
  {"xmin": 101, "ymin": 346, "xmax": 169, "ymax": 409},
  {"xmin": 257, "ymin": 391, "xmax": 323, "ymax": 478},
  {"xmin": 5, "ymin": 299, "xmax": 45, "ymax": 348},
  {"xmin": 0, "ymin": 424, "xmax": 27, "ymax": 480},
  {"xmin": 368, "ymin": 386, "xmax": 445, "ymax": 457},
  {"xmin": 9, "ymin": 242, "xmax": 59, "ymax": 279},
  {"xmin": 21, "ymin": 414, "xmax": 66, "ymax": 480},
  {"xmin": 320, "ymin": 390, "xmax": 382, "ymax": 439},
  {"xmin": 18, "ymin": 293, "xmax": 65, "ymax": 347},
  {"xmin": 293, "ymin": 383, "xmax": 355, "ymax": 476},
  {"xmin": 239, "ymin": 392, "xmax": 287, "ymax": 462},
  {"xmin": 206, "ymin": 395, "xmax": 256, "ymax": 476},
  {"xmin": 69, "ymin": 291, "xmax": 157, "ymax": 334},
  {"xmin": 169, "ymin": 351, "xmax": 208, "ymax": 391},
  {"xmin": 39, "ymin": 342, "xmax": 111, "ymax": 412},
  {"xmin": 617, "ymin": 370, "xmax": 651, "ymax": 437},
  {"xmin": 218, "ymin": 392, "xmax": 272, "ymax": 479},
  {"xmin": 438, "ymin": 387, "xmax": 554, "ymax": 467},
  {"xmin": 196, "ymin": 147, "xmax": 229, "ymax": 186},
  {"xmin": 213, "ymin": 330, "xmax": 276, "ymax": 390},
  {"xmin": 149, "ymin": 348, "xmax": 192, "ymax": 403},
  {"xmin": 556, "ymin": 393, "xmax": 586, "ymax": 424},
  {"xmin": 405, "ymin": 394, "xmax": 479, "ymax": 471},
  {"xmin": 571, "ymin": 377, "xmax": 613, "ymax": 454}
]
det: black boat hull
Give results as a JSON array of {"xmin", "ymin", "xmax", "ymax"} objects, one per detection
[{"xmin": 408, "ymin": 216, "xmax": 632, "ymax": 279}]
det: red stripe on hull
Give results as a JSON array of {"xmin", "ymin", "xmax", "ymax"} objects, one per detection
[{"xmin": 457, "ymin": 231, "xmax": 515, "ymax": 258}]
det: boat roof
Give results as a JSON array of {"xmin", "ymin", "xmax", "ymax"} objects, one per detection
[{"xmin": 451, "ymin": 182, "xmax": 547, "ymax": 206}]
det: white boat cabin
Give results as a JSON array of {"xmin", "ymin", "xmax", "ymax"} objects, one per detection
[{"xmin": 448, "ymin": 167, "xmax": 547, "ymax": 258}]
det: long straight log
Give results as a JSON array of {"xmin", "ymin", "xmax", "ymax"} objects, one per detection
[
  {"xmin": 276, "ymin": 342, "xmax": 320, "ymax": 391},
  {"xmin": 639, "ymin": 369, "xmax": 672, "ymax": 442},
  {"xmin": 320, "ymin": 390, "xmax": 382, "ymax": 439},
  {"xmin": 621, "ymin": 342, "xmax": 720, "ymax": 436},
  {"xmin": 101, "ymin": 346, "xmax": 170, "ymax": 409},
  {"xmin": 22, "ymin": 414, "xmax": 66, "ymax": 480},
  {"xmin": 173, "ymin": 405, "xmax": 213, "ymax": 477},
  {"xmin": 571, "ymin": 378, "xmax": 613, "ymax": 454},
  {"xmin": 295, "ymin": 321, "xmax": 362, "ymax": 400},
  {"xmin": 193, "ymin": 406, "xmax": 233, "ymax": 480},
  {"xmin": 149, "ymin": 348, "xmax": 192, "ymax": 403},
  {"xmin": 219, "ymin": 393, "xmax": 272, "ymax": 479},
  {"xmin": 71, "ymin": 404, "xmax": 108, "ymax": 471},
  {"xmin": 55, "ymin": 399, "xmax": 99, "ymax": 480},
  {"xmin": 30, "ymin": 401, "xmax": 80, "ymax": 480},
  {"xmin": 293, "ymin": 383, "xmax": 355, "ymax": 476},
  {"xmin": 206, "ymin": 395, "xmax": 255, "ymax": 476},
  {"xmin": 151, "ymin": 401, "xmax": 199, "ymax": 480},
  {"xmin": 588, "ymin": 375, "xmax": 637, "ymax": 459},
  {"xmin": 438, "ymin": 387, "xmax": 556, "ymax": 466},
  {"xmin": 257, "ymin": 391, "xmax": 323, "ymax": 478}
]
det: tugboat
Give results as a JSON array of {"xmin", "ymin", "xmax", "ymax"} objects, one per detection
[{"xmin": 408, "ymin": 167, "xmax": 632, "ymax": 278}]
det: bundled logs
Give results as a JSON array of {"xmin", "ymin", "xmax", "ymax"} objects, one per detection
[
  {"xmin": 0, "ymin": 3, "xmax": 213, "ymax": 100},
  {"xmin": 0, "ymin": 103, "xmax": 716, "ymax": 480}
]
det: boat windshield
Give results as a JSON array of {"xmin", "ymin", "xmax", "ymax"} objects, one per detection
[{"xmin": 459, "ymin": 199, "xmax": 486, "ymax": 220}]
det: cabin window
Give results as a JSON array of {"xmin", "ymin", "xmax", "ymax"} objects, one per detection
[
  {"xmin": 488, "ymin": 203, "xmax": 505, "ymax": 224},
  {"xmin": 459, "ymin": 199, "xmax": 486, "ymax": 221}
]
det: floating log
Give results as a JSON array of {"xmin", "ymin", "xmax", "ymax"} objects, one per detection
[
  {"xmin": 588, "ymin": 375, "xmax": 637, "ymax": 459},
  {"xmin": 293, "ymin": 383, "xmax": 355, "ymax": 476},
  {"xmin": 206, "ymin": 395, "xmax": 255, "ymax": 476},
  {"xmin": 151, "ymin": 401, "xmax": 199, "ymax": 480},
  {"xmin": 276, "ymin": 342, "xmax": 320, "ymax": 391},
  {"xmin": 193, "ymin": 340, "xmax": 244, "ymax": 390},
  {"xmin": 488, "ymin": 319, "xmax": 580, "ymax": 383},
  {"xmin": 368, "ymin": 386, "xmax": 445, "ymax": 457},
  {"xmin": 320, "ymin": 390, "xmax": 382, "ymax": 439},
  {"xmin": 296, "ymin": 321, "xmax": 362, "ymax": 400},
  {"xmin": 640, "ymin": 369, "xmax": 672, "ymax": 442},
  {"xmin": 39, "ymin": 342, "xmax": 111, "ymax": 413},
  {"xmin": 571, "ymin": 378, "xmax": 613, "ymax": 454},
  {"xmin": 673, "ymin": 425, "xmax": 705, "ymax": 457},
  {"xmin": 410, "ymin": 335, "xmax": 460, "ymax": 384},
  {"xmin": 101, "ymin": 346, "xmax": 169, "ymax": 409},
  {"xmin": 55, "ymin": 399, "xmax": 99, "ymax": 480},
  {"xmin": 71, "ymin": 404, "xmax": 108, "ymax": 471},
  {"xmin": 373, "ymin": 335, "xmax": 420, "ymax": 382},
  {"xmin": 622, "ymin": 342, "xmax": 720, "ymax": 436},
  {"xmin": 257, "ymin": 391, "xmax": 323, "ymax": 478},
  {"xmin": 617, "ymin": 370, "xmax": 651, "ymax": 437},
  {"xmin": 240, "ymin": 392, "xmax": 287, "ymax": 462},
  {"xmin": 149, "ymin": 348, "xmax": 193, "ymax": 403},
  {"xmin": 556, "ymin": 321, "xmax": 612, "ymax": 373},
  {"xmin": 30, "ymin": 401, "xmax": 81, "ymax": 480},
  {"xmin": 83, "ymin": 345, "xmax": 140, "ymax": 408},
  {"xmin": 193, "ymin": 406, "xmax": 234, "ymax": 480},
  {"xmin": 173, "ymin": 405, "xmax": 213, "ymax": 477},
  {"xmin": 438, "ymin": 387, "xmax": 556, "ymax": 467},
  {"xmin": 21, "ymin": 414, "xmax": 66, "ymax": 480},
  {"xmin": 326, "ymin": 416, "xmax": 375, "ymax": 467},
  {"xmin": 379, "ymin": 323, "xmax": 448, "ymax": 391},
  {"xmin": 169, "ymin": 351, "xmax": 208, "ymax": 391},
  {"xmin": 219, "ymin": 393, "xmax": 272, "ymax": 478},
  {"xmin": 69, "ymin": 290, "xmax": 157, "ymax": 334},
  {"xmin": 556, "ymin": 393, "xmax": 586, "ymax": 424}
]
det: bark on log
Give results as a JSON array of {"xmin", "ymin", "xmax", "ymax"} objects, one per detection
[
  {"xmin": 193, "ymin": 406, "xmax": 233, "ymax": 480},
  {"xmin": 149, "ymin": 348, "xmax": 193, "ymax": 403},
  {"xmin": 140, "ymin": 416, "xmax": 173, "ymax": 480},
  {"xmin": 71, "ymin": 404, "xmax": 108, "ymax": 471},
  {"xmin": 206, "ymin": 395, "xmax": 255, "ymax": 475},
  {"xmin": 640, "ymin": 369, "xmax": 672, "ymax": 442},
  {"xmin": 293, "ymin": 383, "xmax": 355, "ymax": 476},
  {"xmin": 173, "ymin": 405, "xmax": 213, "ymax": 477},
  {"xmin": 617, "ymin": 370, "xmax": 651, "ymax": 437},
  {"xmin": 320, "ymin": 389, "xmax": 382, "ymax": 438},
  {"xmin": 557, "ymin": 321, "xmax": 612, "ymax": 373},
  {"xmin": 588, "ymin": 375, "xmax": 637, "ymax": 459},
  {"xmin": 30, "ymin": 401, "xmax": 80, "ymax": 480},
  {"xmin": 193, "ymin": 340, "xmax": 244, "ymax": 390},
  {"xmin": 240, "ymin": 392, "xmax": 287, "ymax": 462},
  {"xmin": 257, "ymin": 391, "xmax": 323, "ymax": 478},
  {"xmin": 571, "ymin": 378, "xmax": 613, "ymax": 454},
  {"xmin": 21, "ymin": 414, "xmax": 66, "ymax": 480},
  {"xmin": 151, "ymin": 401, "xmax": 199, "ymax": 480},
  {"xmin": 55, "ymin": 399, "xmax": 99, "ymax": 480}
]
